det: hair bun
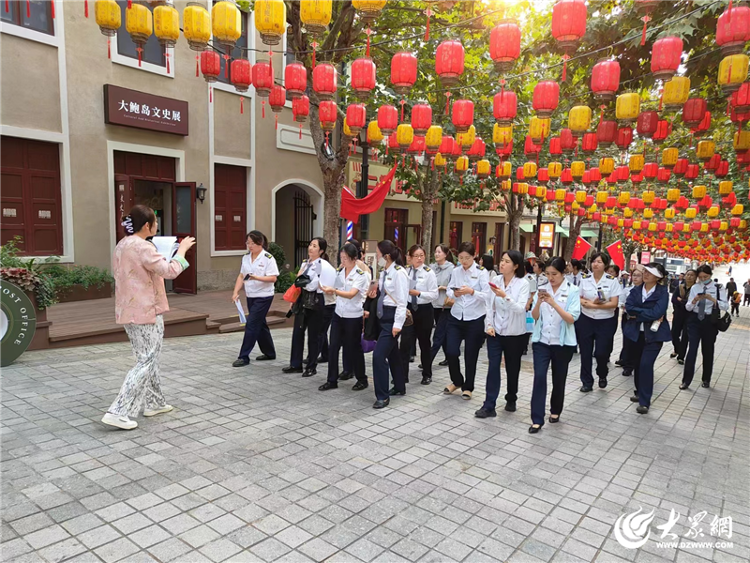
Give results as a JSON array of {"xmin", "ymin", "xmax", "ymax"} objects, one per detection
[{"xmin": 121, "ymin": 216, "xmax": 134, "ymax": 235}]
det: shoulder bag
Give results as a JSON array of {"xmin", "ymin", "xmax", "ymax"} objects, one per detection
[{"xmin": 710, "ymin": 287, "xmax": 732, "ymax": 332}]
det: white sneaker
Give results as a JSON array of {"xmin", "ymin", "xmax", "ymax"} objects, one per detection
[
  {"xmin": 101, "ymin": 413, "xmax": 138, "ymax": 430},
  {"xmin": 143, "ymin": 405, "xmax": 173, "ymax": 417}
]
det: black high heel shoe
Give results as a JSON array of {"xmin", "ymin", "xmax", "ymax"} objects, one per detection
[
  {"xmin": 528, "ymin": 424, "xmax": 542, "ymax": 434},
  {"xmin": 548, "ymin": 415, "xmax": 560, "ymax": 423}
]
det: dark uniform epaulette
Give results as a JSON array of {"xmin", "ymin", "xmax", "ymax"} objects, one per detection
[
  {"xmin": 605, "ymin": 274, "xmax": 615, "ymax": 279},
  {"xmin": 423, "ymin": 266, "xmax": 431, "ymax": 272},
  {"xmin": 264, "ymin": 252, "xmax": 273, "ymax": 259},
  {"xmin": 581, "ymin": 273, "xmax": 591, "ymax": 279},
  {"xmin": 356, "ymin": 268, "xmax": 364, "ymax": 275}
]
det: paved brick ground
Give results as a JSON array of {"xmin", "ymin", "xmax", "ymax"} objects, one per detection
[{"xmin": 2, "ymin": 279, "xmax": 749, "ymax": 562}]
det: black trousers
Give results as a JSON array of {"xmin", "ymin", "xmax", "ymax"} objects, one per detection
[
  {"xmin": 671, "ymin": 306, "xmax": 689, "ymax": 360},
  {"xmin": 289, "ymin": 293, "xmax": 324, "ymax": 370},
  {"xmin": 373, "ymin": 307, "xmax": 404, "ymax": 401},
  {"xmin": 327, "ymin": 314, "xmax": 366, "ymax": 384},
  {"xmin": 483, "ymin": 333, "xmax": 527, "ymax": 409},
  {"xmin": 630, "ymin": 333, "xmax": 662, "ymax": 407},
  {"xmin": 744, "ymin": 294, "xmax": 750, "ymax": 306},
  {"xmin": 682, "ymin": 313, "xmax": 718, "ymax": 386},
  {"xmin": 238, "ymin": 296, "xmax": 276, "ymax": 361},
  {"xmin": 311, "ymin": 304, "xmax": 335, "ymax": 362},
  {"xmin": 430, "ymin": 308, "xmax": 453, "ymax": 361},
  {"xmin": 731, "ymin": 302, "xmax": 740, "ymax": 315},
  {"xmin": 399, "ymin": 304, "xmax": 434, "ymax": 379},
  {"xmin": 530, "ymin": 343, "xmax": 576, "ymax": 426},
  {"xmin": 446, "ymin": 315, "xmax": 486, "ymax": 392},
  {"xmin": 575, "ymin": 314, "xmax": 617, "ymax": 387}
]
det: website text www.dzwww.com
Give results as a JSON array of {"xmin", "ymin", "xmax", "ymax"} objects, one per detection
[{"xmin": 656, "ymin": 541, "xmax": 734, "ymax": 549}]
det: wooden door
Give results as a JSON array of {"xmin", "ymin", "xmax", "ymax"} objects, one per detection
[
  {"xmin": 171, "ymin": 182, "xmax": 197, "ymax": 294},
  {"xmin": 114, "ymin": 174, "xmax": 135, "ymax": 242}
]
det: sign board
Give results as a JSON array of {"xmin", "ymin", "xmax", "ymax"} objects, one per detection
[
  {"xmin": 449, "ymin": 200, "xmax": 506, "ymax": 217},
  {"xmin": 104, "ymin": 84, "xmax": 189, "ymax": 136},
  {"xmin": 539, "ymin": 222, "xmax": 556, "ymax": 249},
  {"xmin": 1, "ymin": 280, "xmax": 37, "ymax": 367},
  {"xmin": 640, "ymin": 251, "xmax": 651, "ymax": 264}
]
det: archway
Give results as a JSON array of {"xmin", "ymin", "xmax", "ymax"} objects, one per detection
[{"xmin": 271, "ymin": 180, "xmax": 324, "ymax": 269}]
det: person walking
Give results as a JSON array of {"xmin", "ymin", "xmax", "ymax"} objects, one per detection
[
  {"xmin": 618, "ymin": 267, "xmax": 643, "ymax": 377},
  {"xmin": 623, "ymin": 263, "xmax": 671, "ymax": 414},
  {"xmin": 318, "ymin": 243, "xmax": 370, "ymax": 392},
  {"xmin": 575, "ymin": 252, "xmax": 621, "ymax": 392},
  {"xmin": 743, "ymin": 279, "xmax": 750, "ymax": 306},
  {"xmin": 283, "ymin": 238, "xmax": 337, "ymax": 378},
  {"xmin": 725, "ymin": 277, "xmax": 737, "ymax": 300},
  {"xmin": 430, "ymin": 245, "xmax": 455, "ymax": 368},
  {"xmin": 444, "ymin": 242, "xmax": 490, "ymax": 400},
  {"xmin": 336, "ymin": 239, "xmax": 372, "ymax": 382},
  {"xmin": 670, "ymin": 269, "xmax": 696, "ymax": 365},
  {"xmin": 102, "ymin": 205, "xmax": 195, "ymax": 430},
  {"xmin": 528, "ymin": 257, "xmax": 581, "ymax": 433},
  {"xmin": 399, "ymin": 245, "xmax": 438, "ymax": 385},
  {"xmin": 475, "ymin": 250, "xmax": 530, "ymax": 418},
  {"xmin": 372, "ymin": 240, "xmax": 409, "ymax": 408},
  {"xmin": 680, "ymin": 265, "xmax": 729, "ymax": 390},
  {"xmin": 231, "ymin": 231, "xmax": 279, "ymax": 367},
  {"xmin": 731, "ymin": 291, "xmax": 741, "ymax": 317}
]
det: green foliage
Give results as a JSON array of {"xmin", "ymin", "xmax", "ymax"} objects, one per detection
[
  {"xmin": 275, "ymin": 271, "xmax": 295, "ymax": 294},
  {"xmin": 0, "ymin": 267, "xmax": 57, "ymax": 310},
  {"xmin": 267, "ymin": 241, "xmax": 286, "ymax": 272},
  {"xmin": 267, "ymin": 242, "xmax": 294, "ymax": 293},
  {"xmin": 43, "ymin": 264, "xmax": 114, "ymax": 290}
]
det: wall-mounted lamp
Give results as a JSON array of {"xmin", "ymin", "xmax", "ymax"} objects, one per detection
[{"xmin": 196, "ymin": 183, "xmax": 207, "ymax": 204}]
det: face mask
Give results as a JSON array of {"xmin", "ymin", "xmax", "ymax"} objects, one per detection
[
  {"xmin": 702, "ymin": 279, "xmax": 711, "ymax": 286},
  {"xmin": 378, "ymin": 257, "xmax": 386, "ymax": 268}
]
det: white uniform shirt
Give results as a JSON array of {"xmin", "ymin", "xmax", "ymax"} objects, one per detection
[
  {"xmin": 430, "ymin": 262, "xmax": 455, "ymax": 308},
  {"xmin": 299, "ymin": 257, "xmax": 337, "ymax": 294},
  {"xmin": 334, "ymin": 266, "xmax": 369, "ymax": 319},
  {"xmin": 446, "ymin": 263, "xmax": 490, "ymax": 321},
  {"xmin": 486, "ymin": 274, "xmax": 530, "ymax": 336},
  {"xmin": 684, "ymin": 281, "xmax": 729, "ymax": 316},
  {"xmin": 525, "ymin": 273, "xmax": 538, "ymax": 293},
  {"xmin": 379, "ymin": 263, "xmax": 409, "ymax": 329},
  {"xmin": 579, "ymin": 272, "xmax": 621, "ymax": 320},
  {"xmin": 539, "ymin": 281, "xmax": 572, "ymax": 346},
  {"xmin": 240, "ymin": 251, "xmax": 280, "ymax": 298},
  {"xmin": 407, "ymin": 265, "xmax": 439, "ymax": 306}
]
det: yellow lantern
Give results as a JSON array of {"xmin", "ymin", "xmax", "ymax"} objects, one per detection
[
  {"xmin": 458, "ymin": 126, "xmax": 476, "ymax": 153},
  {"xmin": 734, "ymin": 130, "xmax": 750, "ymax": 151},
  {"xmin": 493, "ymin": 124, "xmax": 513, "ymax": 147},
  {"xmin": 731, "ymin": 204, "xmax": 744, "ymax": 215},
  {"xmin": 599, "ymin": 157, "xmax": 614, "ymax": 175},
  {"xmin": 523, "ymin": 162, "xmax": 537, "ymax": 179},
  {"xmin": 662, "ymin": 76, "xmax": 690, "ymax": 110},
  {"xmin": 700, "ymin": 223, "xmax": 709, "ymax": 233},
  {"xmin": 575, "ymin": 190, "xmax": 587, "ymax": 203},
  {"xmin": 665, "ymin": 222, "xmax": 674, "ymax": 231},
  {"xmin": 696, "ymin": 140, "xmax": 715, "ymax": 161},
  {"xmin": 548, "ymin": 162, "xmax": 562, "ymax": 179},
  {"xmin": 685, "ymin": 207, "xmax": 697, "ymax": 219},
  {"xmin": 517, "ymin": 182, "xmax": 529, "ymax": 195},
  {"xmin": 535, "ymin": 186, "xmax": 547, "ymax": 199},
  {"xmin": 352, "ymin": 0, "xmax": 387, "ymax": 21},
  {"xmin": 125, "ymin": 2, "xmax": 152, "ymax": 61},
  {"xmin": 555, "ymin": 189, "xmax": 566, "ymax": 202},
  {"xmin": 477, "ymin": 159, "xmax": 491, "ymax": 179},
  {"xmin": 617, "ymin": 219, "xmax": 624, "ymax": 228},
  {"xmin": 396, "ymin": 123, "xmax": 414, "ymax": 151},
  {"xmin": 667, "ymin": 188, "xmax": 680, "ymax": 202},
  {"xmin": 616, "ymin": 92, "xmax": 640, "ymax": 124},
  {"xmin": 648, "ymin": 221, "xmax": 657, "ymax": 232},
  {"xmin": 719, "ymin": 221, "xmax": 728, "ymax": 231},
  {"xmin": 343, "ymin": 118, "xmax": 354, "ymax": 138},
  {"xmin": 633, "ymin": 220, "xmax": 642, "ymax": 230},
  {"xmin": 661, "ymin": 147, "xmax": 678, "ymax": 168},
  {"xmin": 719, "ymin": 181, "xmax": 733, "ymax": 195},
  {"xmin": 434, "ymin": 153, "xmax": 447, "ymax": 168},
  {"xmin": 501, "ymin": 179, "xmax": 512, "ymax": 191},
  {"xmin": 596, "ymin": 190, "xmax": 608, "ymax": 204},
  {"xmin": 618, "ymin": 191, "xmax": 630, "ymax": 206},
  {"xmin": 571, "ymin": 161, "xmax": 585, "ymax": 180},
  {"xmin": 455, "ymin": 155, "xmax": 469, "ymax": 173},
  {"xmin": 154, "ymin": 3, "xmax": 179, "ymax": 48},
  {"xmin": 529, "ymin": 117, "xmax": 550, "ymax": 143},
  {"xmin": 740, "ymin": 219, "xmax": 748, "ymax": 229},
  {"xmin": 367, "ymin": 121, "xmax": 384, "ymax": 144},
  {"xmin": 682, "ymin": 222, "xmax": 691, "ymax": 232},
  {"xmin": 718, "ymin": 54, "xmax": 749, "ymax": 94},
  {"xmin": 300, "ymin": 0, "xmax": 332, "ymax": 35},
  {"xmin": 425, "ymin": 125, "xmax": 443, "ymax": 152},
  {"xmin": 572, "ymin": 201, "xmax": 580, "ymax": 211},
  {"xmin": 665, "ymin": 208, "xmax": 676, "ymax": 219},
  {"xmin": 95, "ymin": 0, "xmax": 121, "ymax": 37},
  {"xmin": 643, "ymin": 190, "xmax": 655, "ymax": 205},
  {"xmin": 568, "ymin": 105, "xmax": 592, "ymax": 134},
  {"xmin": 497, "ymin": 161, "xmax": 512, "ymax": 179},
  {"xmin": 629, "ymin": 154, "xmax": 644, "ymax": 173},
  {"xmin": 643, "ymin": 208, "xmax": 654, "ymax": 219},
  {"xmin": 183, "ymin": 2, "xmax": 211, "ymax": 51},
  {"xmin": 692, "ymin": 184, "xmax": 707, "ymax": 199},
  {"xmin": 624, "ymin": 208, "xmax": 634, "ymax": 218},
  {"xmin": 707, "ymin": 205, "xmax": 720, "ymax": 218},
  {"xmin": 254, "ymin": 0, "xmax": 286, "ymax": 46},
  {"xmin": 212, "ymin": 0, "xmax": 242, "ymax": 49}
]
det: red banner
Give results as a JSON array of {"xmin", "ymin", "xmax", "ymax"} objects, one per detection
[
  {"xmin": 606, "ymin": 240, "xmax": 625, "ymax": 270},
  {"xmin": 571, "ymin": 236, "xmax": 592, "ymax": 260},
  {"xmin": 340, "ymin": 165, "xmax": 397, "ymax": 223}
]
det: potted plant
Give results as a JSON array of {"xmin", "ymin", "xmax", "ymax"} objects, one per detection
[{"xmin": 43, "ymin": 264, "xmax": 114, "ymax": 303}]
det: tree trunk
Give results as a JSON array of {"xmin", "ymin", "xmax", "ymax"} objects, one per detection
[
  {"xmin": 506, "ymin": 194, "xmax": 524, "ymax": 251},
  {"xmin": 563, "ymin": 212, "xmax": 584, "ymax": 262},
  {"xmin": 421, "ymin": 167, "xmax": 437, "ymax": 252},
  {"xmin": 322, "ymin": 168, "xmax": 344, "ymax": 264}
]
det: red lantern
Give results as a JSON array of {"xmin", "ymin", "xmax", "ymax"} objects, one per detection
[
  {"xmin": 439, "ymin": 136, "xmax": 455, "ymax": 158},
  {"xmin": 732, "ymin": 82, "xmax": 750, "ymax": 113},
  {"xmin": 631, "ymin": 173, "xmax": 644, "ymax": 185},
  {"xmin": 616, "ymin": 126, "xmax": 633, "ymax": 150},
  {"xmin": 269, "ymin": 85, "xmax": 286, "ymax": 127},
  {"xmin": 493, "ymin": 90, "xmax": 517, "ymax": 126},
  {"xmin": 693, "ymin": 111, "xmax": 711, "ymax": 137},
  {"xmin": 292, "ymin": 95, "xmax": 309, "ymax": 123},
  {"xmin": 351, "ymin": 57, "xmax": 376, "ymax": 101},
  {"xmin": 561, "ymin": 168, "xmax": 574, "ymax": 185},
  {"xmin": 705, "ymin": 154, "xmax": 721, "ymax": 172},
  {"xmin": 468, "ymin": 138, "xmax": 486, "ymax": 161},
  {"xmin": 685, "ymin": 163, "xmax": 700, "ymax": 180},
  {"xmin": 551, "ymin": 0, "xmax": 587, "ymax": 52},
  {"xmin": 643, "ymin": 162, "xmax": 659, "ymax": 179},
  {"xmin": 589, "ymin": 167, "xmax": 601, "ymax": 183},
  {"xmin": 652, "ymin": 120, "xmax": 672, "ymax": 144},
  {"xmin": 538, "ymin": 168, "xmax": 550, "ymax": 183},
  {"xmin": 252, "ymin": 61, "xmax": 274, "ymax": 97},
  {"xmin": 436, "ymin": 40, "xmax": 465, "ymax": 87},
  {"xmin": 616, "ymin": 165, "xmax": 630, "ymax": 184},
  {"xmin": 284, "ymin": 61, "xmax": 307, "ymax": 99},
  {"xmin": 411, "ymin": 104, "xmax": 432, "ymax": 136},
  {"xmin": 391, "ymin": 51, "xmax": 417, "ymax": 96},
  {"xmin": 560, "ymin": 128, "xmax": 577, "ymax": 155},
  {"xmin": 490, "ymin": 19, "xmax": 521, "ymax": 72},
  {"xmin": 673, "ymin": 158, "xmax": 689, "ymax": 177},
  {"xmin": 657, "ymin": 167, "xmax": 671, "ymax": 184},
  {"xmin": 581, "ymin": 132, "xmax": 598, "ymax": 154},
  {"xmin": 597, "ymin": 120, "xmax": 617, "ymax": 148},
  {"xmin": 524, "ymin": 136, "xmax": 541, "ymax": 156},
  {"xmin": 408, "ymin": 136, "xmax": 426, "ymax": 156},
  {"xmin": 496, "ymin": 140, "xmax": 513, "ymax": 159},
  {"xmin": 651, "ymin": 36, "xmax": 682, "ymax": 81},
  {"xmin": 230, "ymin": 59, "xmax": 252, "ymax": 92},
  {"xmin": 591, "ymin": 60, "xmax": 620, "ymax": 102},
  {"xmin": 533, "ymin": 81, "xmax": 560, "ymax": 118},
  {"xmin": 715, "ymin": 160, "xmax": 729, "ymax": 178},
  {"xmin": 377, "ymin": 105, "xmax": 398, "ymax": 136},
  {"xmin": 319, "ymin": 100, "xmax": 338, "ymax": 131},
  {"xmin": 682, "ymin": 98, "xmax": 707, "ymax": 128},
  {"xmin": 452, "ymin": 99, "xmax": 474, "ymax": 133},
  {"xmin": 346, "ymin": 104, "xmax": 366, "ymax": 135},
  {"xmin": 637, "ymin": 110, "xmax": 659, "ymax": 138},
  {"xmin": 548, "ymin": 136, "xmax": 562, "ymax": 156},
  {"xmin": 201, "ymin": 50, "xmax": 221, "ymax": 83},
  {"xmin": 731, "ymin": 106, "xmax": 750, "ymax": 124},
  {"xmin": 312, "ymin": 62, "xmax": 337, "ymax": 101},
  {"xmin": 716, "ymin": 5, "xmax": 750, "ymax": 55}
]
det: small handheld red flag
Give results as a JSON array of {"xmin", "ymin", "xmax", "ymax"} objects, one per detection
[
  {"xmin": 606, "ymin": 240, "xmax": 625, "ymax": 270},
  {"xmin": 572, "ymin": 236, "xmax": 592, "ymax": 260}
]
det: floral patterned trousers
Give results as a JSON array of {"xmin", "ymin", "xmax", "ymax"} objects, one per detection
[{"xmin": 108, "ymin": 315, "xmax": 166, "ymax": 417}]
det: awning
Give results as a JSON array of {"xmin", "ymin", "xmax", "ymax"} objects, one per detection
[
  {"xmin": 557, "ymin": 226, "xmax": 569, "ymax": 237},
  {"xmin": 519, "ymin": 224, "xmax": 535, "ymax": 233},
  {"xmin": 580, "ymin": 229, "xmax": 598, "ymax": 238}
]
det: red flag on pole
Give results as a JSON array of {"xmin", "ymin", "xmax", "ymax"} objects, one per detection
[
  {"xmin": 571, "ymin": 236, "xmax": 592, "ymax": 260},
  {"xmin": 606, "ymin": 240, "xmax": 625, "ymax": 270}
]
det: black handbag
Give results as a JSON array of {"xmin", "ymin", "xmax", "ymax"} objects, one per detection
[{"xmin": 710, "ymin": 287, "xmax": 732, "ymax": 332}]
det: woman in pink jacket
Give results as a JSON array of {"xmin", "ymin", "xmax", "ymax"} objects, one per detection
[{"xmin": 102, "ymin": 205, "xmax": 195, "ymax": 430}]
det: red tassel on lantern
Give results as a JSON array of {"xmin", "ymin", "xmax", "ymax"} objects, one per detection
[
  {"xmin": 561, "ymin": 54, "xmax": 569, "ymax": 82},
  {"xmin": 137, "ymin": 47, "xmax": 142, "ymax": 67},
  {"xmin": 85, "ymin": 0, "xmax": 88, "ymax": 17},
  {"xmin": 240, "ymin": 97, "xmax": 244, "ymax": 114},
  {"xmin": 262, "ymin": 100, "xmax": 265, "ymax": 119},
  {"xmin": 444, "ymin": 92, "xmax": 451, "ymax": 116},
  {"xmin": 166, "ymin": 52, "xmax": 170, "ymax": 74},
  {"xmin": 196, "ymin": 54, "xmax": 199, "ymax": 77},
  {"xmin": 4, "ymin": 0, "xmax": 8, "ymax": 13},
  {"xmin": 299, "ymin": 124, "xmax": 303, "ymax": 140},
  {"xmin": 224, "ymin": 55, "xmax": 230, "ymax": 78},
  {"xmin": 400, "ymin": 99, "xmax": 405, "ymax": 122},
  {"xmin": 424, "ymin": 8, "xmax": 432, "ymax": 41},
  {"xmin": 311, "ymin": 41, "xmax": 318, "ymax": 69},
  {"xmin": 26, "ymin": 0, "xmax": 29, "ymax": 17},
  {"xmin": 50, "ymin": 0, "xmax": 54, "ymax": 18},
  {"xmin": 640, "ymin": 15, "xmax": 650, "ymax": 46},
  {"xmin": 210, "ymin": 86, "xmax": 213, "ymax": 103},
  {"xmin": 127, "ymin": 0, "xmax": 132, "ymax": 8},
  {"xmin": 108, "ymin": 37, "xmax": 112, "ymax": 59}
]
